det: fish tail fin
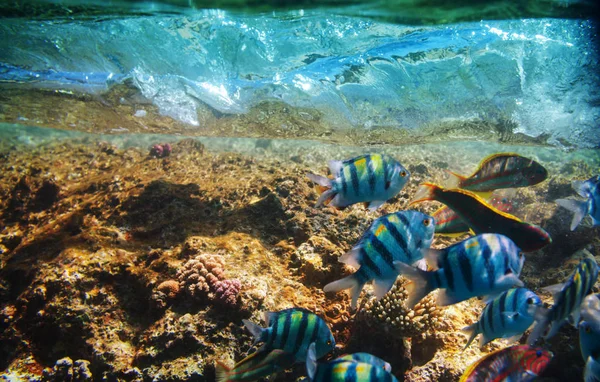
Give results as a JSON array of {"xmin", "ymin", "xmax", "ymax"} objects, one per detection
[
  {"xmin": 242, "ymin": 319, "xmax": 265, "ymax": 344},
  {"xmin": 215, "ymin": 362, "xmax": 232, "ymax": 382},
  {"xmin": 307, "ymin": 173, "xmax": 337, "ymax": 207},
  {"xmin": 556, "ymin": 198, "xmax": 587, "ymax": 231},
  {"xmin": 409, "ymin": 182, "xmax": 442, "ymax": 206},
  {"xmin": 323, "ymin": 274, "xmax": 365, "ymax": 310},
  {"xmin": 445, "ymin": 170, "xmax": 467, "ymax": 188},
  {"xmin": 527, "ymin": 306, "xmax": 550, "ymax": 346},
  {"xmin": 461, "ymin": 323, "xmax": 478, "ymax": 350},
  {"xmin": 394, "ymin": 261, "xmax": 435, "ymax": 309}
]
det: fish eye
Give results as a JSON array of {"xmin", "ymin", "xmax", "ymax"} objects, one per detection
[
  {"xmin": 400, "ymin": 171, "xmax": 407, "ymax": 177},
  {"xmin": 536, "ymin": 350, "xmax": 542, "ymax": 357},
  {"xmin": 326, "ymin": 340, "xmax": 332, "ymax": 345},
  {"xmin": 527, "ymin": 297, "xmax": 534, "ymax": 304},
  {"xmin": 423, "ymin": 218, "xmax": 431, "ymax": 226}
]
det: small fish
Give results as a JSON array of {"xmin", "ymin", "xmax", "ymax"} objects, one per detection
[
  {"xmin": 215, "ymin": 349, "xmax": 295, "ymax": 382},
  {"xmin": 323, "ymin": 211, "xmax": 435, "ymax": 308},
  {"xmin": 306, "ymin": 343, "xmax": 398, "ymax": 382},
  {"xmin": 434, "ymin": 196, "xmax": 514, "ymax": 236},
  {"xmin": 336, "ymin": 353, "xmax": 392, "ymax": 373},
  {"xmin": 307, "ymin": 154, "xmax": 410, "ymax": 210},
  {"xmin": 410, "ymin": 183, "xmax": 551, "ymax": 252},
  {"xmin": 459, "ymin": 345, "xmax": 553, "ymax": 382},
  {"xmin": 395, "ymin": 234, "xmax": 525, "ymax": 309},
  {"xmin": 580, "ymin": 293, "xmax": 600, "ymax": 363},
  {"xmin": 448, "ymin": 153, "xmax": 548, "ymax": 192},
  {"xmin": 556, "ymin": 175, "xmax": 600, "ymax": 231},
  {"xmin": 462, "ymin": 288, "xmax": 542, "ymax": 349},
  {"xmin": 242, "ymin": 308, "xmax": 335, "ymax": 363},
  {"xmin": 527, "ymin": 256, "xmax": 599, "ymax": 345},
  {"xmin": 585, "ymin": 356, "xmax": 600, "ymax": 382}
]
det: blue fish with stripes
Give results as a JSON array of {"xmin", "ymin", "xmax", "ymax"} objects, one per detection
[
  {"xmin": 556, "ymin": 175, "xmax": 600, "ymax": 231},
  {"xmin": 307, "ymin": 154, "xmax": 410, "ymax": 210},
  {"xmin": 462, "ymin": 288, "xmax": 542, "ymax": 349},
  {"xmin": 395, "ymin": 234, "xmax": 525, "ymax": 309},
  {"xmin": 323, "ymin": 210, "xmax": 435, "ymax": 309},
  {"xmin": 580, "ymin": 293, "xmax": 600, "ymax": 361},
  {"xmin": 306, "ymin": 343, "xmax": 398, "ymax": 382},
  {"xmin": 527, "ymin": 255, "xmax": 599, "ymax": 346},
  {"xmin": 337, "ymin": 353, "xmax": 392, "ymax": 373},
  {"xmin": 242, "ymin": 308, "xmax": 335, "ymax": 363}
]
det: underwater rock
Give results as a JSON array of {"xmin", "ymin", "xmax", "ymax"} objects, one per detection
[
  {"xmin": 32, "ymin": 179, "xmax": 60, "ymax": 211},
  {"xmin": 291, "ymin": 236, "xmax": 343, "ymax": 285},
  {"xmin": 41, "ymin": 357, "xmax": 92, "ymax": 382}
]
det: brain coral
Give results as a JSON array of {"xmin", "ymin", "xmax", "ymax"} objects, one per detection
[
  {"xmin": 176, "ymin": 253, "xmax": 241, "ymax": 308},
  {"xmin": 360, "ymin": 277, "xmax": 444, "ymax": 338}
]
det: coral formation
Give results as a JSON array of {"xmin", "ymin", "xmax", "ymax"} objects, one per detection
[
  {"xmin": 360, "ymin": 278, "xmax": 445, "ymax": 338},
  {"xmin": 177, "ymin": 254, "xmax": 242, "ymax": 308},
  {"xmin": 149, "ymin": 143, "xmax": 172, "ymax": 158}
]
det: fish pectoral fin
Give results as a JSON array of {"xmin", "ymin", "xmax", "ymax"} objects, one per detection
[
  {"xmin": 501, "ymin": 311, "xmax": 519, "ymax": 322},
  {"xmin": 541, "ymin": 282, "xmax": 565, "ymax": 299},
  {"xmin": 366, "ymin": 200, "xmax": 385, "ymax": 211},
  {"xmin": 373, "ymin": 277, "xmax": 398, "ymax": 300},
  {"xmin": 339, "ymin": 247, "xmax": 362, "ymax": 268},
  {"xmin": 422, "ymin": 248, "xmax": 445, "ymax": 270}
]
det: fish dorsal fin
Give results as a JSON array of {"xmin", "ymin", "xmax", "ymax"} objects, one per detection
[
  {"xmin": 542, "ymin": 283, "xmax": 565, "ymax": 299},
  {"xmin": 328, "ymin": 160, "xmax": 344, "ymax": 176},
  {"xmin": 423, "ymin": 248, "xmax": 445, "ymax": 270},
  {"xmin": 263, "ymin": 311, "xmax": 279, "ymax": 327},
  {"xmin": 339, "ymin": 247, "xmax": 362, "ymax": 268},
  {"xmin": 306, "ymin": 342, "xmax": 318, "ymax": 380}
]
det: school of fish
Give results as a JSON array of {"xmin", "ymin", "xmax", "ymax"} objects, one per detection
[{"xmin": 216, "ymin": 152, "xmax": 598, "ymax": 382}]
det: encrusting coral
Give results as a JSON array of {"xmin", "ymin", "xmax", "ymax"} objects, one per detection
[{"xmin": 176, "ymin": 253, "xmax": 242, "ymax": 308}]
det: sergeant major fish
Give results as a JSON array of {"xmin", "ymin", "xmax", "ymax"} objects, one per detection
[
  {"xmin": 462, "ymin": 288, "xmax": 542, "ymax": 349},
  {"xmin": 410, "ymin": 183, "xmax": 551, "ymax": 252},
  {"xmin": 556, "ymin": 175, "xmax": 600, "ymax": 231},
  {"xmin": 527, "ymin": 256, "xmax": 599, "ymax": 345},
  {"xmin": 323, "ymin": 210, "xmax": 435, "ymax": 309},
  {"xmin": 337, "ymin": 353, "xmax": 392, "ymax": 373},
  {"xmin": 307, "ymin": 154, "xmax": 409, "ymax": 210},
  {"xmin": 580, "ymin": 293, "xmax": 600, "ymax": 382},
  {"xmin": 242, "ymin": 308, "xmax": 335, "ymax": 363},
  {"xmin": 448, "ymin": 153, "xmax": 547, "ymax": 192},
  {"xmin": 306, "ymin": 343, "xmax": 398, "ymax": 382},
  {"xmin": 459, "ymin": 345, "xmax": 553, "ymax": 382},
  {"xmin": 394, "ymin": 234, "xmax": 525, "ymax": 309}
]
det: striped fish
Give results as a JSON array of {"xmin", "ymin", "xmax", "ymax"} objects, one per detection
[
  {"xmin": 306, "ymin": 343, "xmax": 398, "ymax": 382},
  {"xmin": 448, "ymin": 153, "xmax": 547, "ymax": 192},
  {"xmin": 556, "ymin": 175, "xmax": 600, "ymax": 231},
  {"xmin": 323, "ymin": 211, "xmax": 435, "ymax": 309},
  {"xmin": 579, "ymin": 294, "xmax": 600, "ymax": 364},
  {"xmin": 307, "ymin": 154, "xmax": 409, "ymax": 210},
  {"xmin": 459, "ymin": 345, "xmax": 553, "ymax": 382},
  {"xmin": 410, "ymin": 183, "xmax": 551, "ymax": 252},
  {"xmin": 337, "ymin": 353, "xmax": 392, "ymax": 373},
  {"xmin": 242, "ymin": 308, "xmax": 335, "ymax": 363},
  {"xmin": 527, "ymin": 256, "xmax": 599, "ymax": 346},
  {"xmin": 434, "ymin": 196, "xmax": 514, "ymax": 236},
  {"xmin": 395, "ymin": 234, "xmax": 525, "ymax": 309},
  {"xmin": 462, "ymin": 288, "xmax": 542, "ymax": 349},
  {"xmin": 215, "ymin": 349, "xmax": 294, "ymax": 382}
]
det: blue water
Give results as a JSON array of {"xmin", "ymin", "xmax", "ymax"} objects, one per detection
[{"xmin": 0, "ymin": 2, "xmax": 599, "ymax": 147}]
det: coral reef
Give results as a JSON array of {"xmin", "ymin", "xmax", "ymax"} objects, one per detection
[
  {"xmin": 177, "ymin": 253, "xmax": 242, "ymax": 308},
  {"xmin": 360, "ymin": 278, "xmax": 445, "ymax": 338}
]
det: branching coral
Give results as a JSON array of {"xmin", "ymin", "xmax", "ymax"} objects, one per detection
[
  {"xmin": 360, "ymin": 278, "xmax": 444, "ymax": 338},
  {"xmin": 177, "ymin": 254, "xmax": 241, "ymax": 308}
]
